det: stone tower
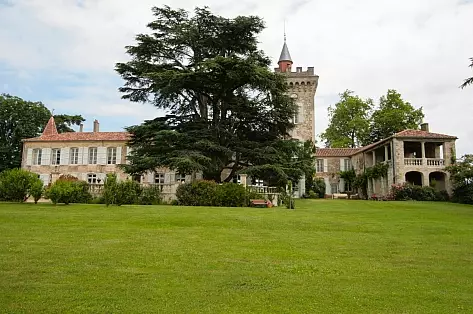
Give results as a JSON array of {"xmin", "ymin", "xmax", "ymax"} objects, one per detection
[{"xmin": 275, "ymin": 35, "xmax": 319, "ymax": 143}]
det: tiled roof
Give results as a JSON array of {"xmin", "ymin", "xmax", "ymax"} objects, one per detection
[
  {"xmin": 315, "ymin": 147, "xmax": 360, "ymax": 157},
  {"xmin": 393, "ymin": 129, "xmax": 457, "ymax": 139},
  {"xmin": 23, "ymin": 132, "xmax": 131, "ymax": 142},
  {"xmin": 42, "ymin": 116, "xmax": 58, "ymax": 136}
]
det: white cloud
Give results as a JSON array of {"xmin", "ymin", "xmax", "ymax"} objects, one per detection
[{"xmin": 0, "ymin": 0, "xmax": 472, "ymax": 154}]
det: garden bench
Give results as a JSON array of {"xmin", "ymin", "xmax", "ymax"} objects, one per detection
[
  {"xmin": 332, "ymin": 193, "xmax": 348, "ymax": 199},
  {"xmin": 250, "ymin": 199, "xmax": 271, "ymax": 208}
]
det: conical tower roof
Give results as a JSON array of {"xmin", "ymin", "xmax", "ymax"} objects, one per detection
[
  {"xmin": 41, "ymin": 116, "xmax": 58, "ymax": 137},
  {"xmin": 278, "ymin": 37, "xmax": 292, "ymax": 63}
]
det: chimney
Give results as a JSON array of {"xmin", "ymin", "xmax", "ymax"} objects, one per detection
[
  {"xmin": 79, "ymin": 123, "xmax": 84, "ymax": 132},
  {"xmin": 93, "ymin": 119, "xmax": 99, "ymax": 132},
  {"xmin": 420, "ymin": 123, "xmax": 429, "ymax": 132}
]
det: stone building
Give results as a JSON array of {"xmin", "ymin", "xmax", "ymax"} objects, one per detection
[
  {"xmin": 314, "ymin": 123, "xmax": 458, "ymax": 197},
  {"xmin": 274, "ymin": 35, "xmax": 319, "ymax": 143},
  {"xmin": 21, "ymin": 117, "xmax": 190, "ymax": 193},
  {"xmin": 21, "ymin": 36, "xmax": 458, "ymax": 200}
]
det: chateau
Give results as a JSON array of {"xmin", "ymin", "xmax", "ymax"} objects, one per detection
[{"xmin": 21, "ymin": 37, "xmax": 458, "ymax": 198}]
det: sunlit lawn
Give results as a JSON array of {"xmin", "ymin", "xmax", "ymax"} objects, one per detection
[{"xmin": 1, "ymin": 200, "xmax": 472, "ymax": 313}]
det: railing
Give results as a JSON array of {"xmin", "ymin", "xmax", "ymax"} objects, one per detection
[
  {"xmin": 247, "ymin": 185, "xmax": 279, "ymax": 195},
  {"xmin": 426, "ymin": 158, "xmax": 445, "ymax": 167},
  {"xmin": 404, "ymin": 158, "xmax": 423, "ymax": 166}
]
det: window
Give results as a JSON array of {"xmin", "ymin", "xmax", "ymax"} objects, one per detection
[
  {"xmin": 107, "ymin": 147, "xmax": 117, "ymax": 164},
  {"xmin": 175, "ymin": 173, "xmax": 186, "ymax": 183},
  {"xmin": 155, "ymin": 173, "xmax": 165, "ymax": 185},
  {"xmin": 32, "ymin": 148, "xmax": 42, "ymax": 165},
  {"xmin": 51, "ymin": 148, "xmax": 61, "ymax": 165},
  {"xmin": 293, "ymin": 106, "xmax": 299, "ymax": 124},
  {"xmin": 344, "ymin": 159, "xmax": 352, "ymax": 171},
  {"xmin": 331, "ymin": 183, "xmax": 339, "ymax": 194},
  {"xmin": 88, "ymin": 147, "xmax": 98, "ymax": 164},
  {"xmin": 316, "ymin": 159, "xmax": 324, "ymax": 173},
  {"xmin": 253, "ymin": 179, "xmax": 264, "ymax": 186},
  {"xmin": 344, "ymin": 181, "xmax": 352, "ymax": 192},
  {"xmin": 232, "ymin": 175, "xmax": 241, "ymax": 184},
  {"xmin": 87, "ymin": 173, "xmax": 97, "ymax": 184},
  {"xmin": 70, "ymin": 148, "xmax": 79, "ymax": 165}
]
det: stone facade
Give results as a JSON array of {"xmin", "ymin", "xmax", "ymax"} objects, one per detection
[{"xmin": 314, "ymin": 126, "xmax": 458, "ymax": 198}]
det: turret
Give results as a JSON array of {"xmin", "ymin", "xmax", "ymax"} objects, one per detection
[{"xmin": 278, "ymin": 34, "xmax": 293, "ymax": 72}]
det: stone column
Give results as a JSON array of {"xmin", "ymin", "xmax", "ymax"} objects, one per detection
[
  {"xmin": 423, "ymin": 171, "xmax": 430, "ymax": 187},
  {"xmin": 372, "ymin": 151, "xmax": 376, "ymax": 166},
  {"xmin": 240, "ymin": 174, "xmax": 247, "ymax": 187},
  {"xmin": 421, "ymin": 142, "xmax": 426, "ymax": 165},
  {"xmin": 384, "ymin": 145, "xmax": 389, "ymax": 161}
]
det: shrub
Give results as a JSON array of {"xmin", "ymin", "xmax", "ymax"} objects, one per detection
[
  {"xmin": 176, "ymin": 180, "xmax": 218, "ymax": 206},
  {"xmin": 138, "ymin": 185, "xmax": 162, "ymax": 205},
  {"xmin": 103, "ymin": 173, "xmax": 142, "ymax": 206},
  {"xmin": 0, "ymin": 168, "xmax": 42, "ymax": 202},
  {"xmin": 304, "ymin": 190, "xmax": 319, "ymax": 199},
  {"xmin": 215, "ymin": 183, "xmax": 247, "ymax": 207},
  {"xmin": 451, "ymin": 184, "xmax": 473, "ymax": 205},
  {"xmin": 391, "ymin": 183, "xmax": 448, "ymax": 202},
  {"xmin": 30, "ymin": 180, "xmax": 44, "ymax": 204},
  {"xmin": 45, "ymin": 180, "xmax": 92, "ymax": 205},
  {"xmin": 306, "ymin": 177, "xmax": 325, "ymax": 198}
]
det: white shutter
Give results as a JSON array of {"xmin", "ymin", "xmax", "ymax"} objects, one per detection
[
  {"xmin": 185, "ymin": 174, "xmax": 192, "ymax": 182},
  {"xmin": 148, "ymin": 171, "xmax": 155, "ymax": 183},
  {"xmin": 60, "ymin": 148, "xmax": 69, "ymax": 165},
  {"xmin": 323, "ymin": 159, "xmax": 328, "ymax": 173},
  {"xmin": 339, "ymin": 178, "xmax": 345, "ymax": 193},
  {"xmin": 324, "ymin": 177, "xmax": 331, "ymax": 194},
  {"xmin": 125, "ymin": 146, "xmax": 131, "ymax": 164},
  {"xmin": 42, "ymin": 148, "xmax": 51, "ymax": 165},
  {"xmin": 77, "ymin": 147, "xmax": 83, "ymax": 164},
  {"xmin": 98, "ymin": 173, "xmax": 107, "ymax": 183},
  {"xmin": 116, "ymin": 146, "xmax": 122, "ymax": 164},
  {"xmin": 80, "ymin": 173, "xmax": 87, "ymax": 181},
  {"xmin": 39, "ymin": 174, "xmax": 49, "ymax": 186},
  {"xmin": 340, "ymin": 158, "xmax": 345, "ymax": 171},
  {"xmin": 97, "ymin": 147, "xmax": 107, "ymax": 165},
  {"xmin": 164, "ymin": 173, "xmax": 171, "ymax": 184},
  {"xmin": 26, "ymin": 148, "xmax": 33, "ymax": 166},
  {"xmin": 82, "ymin": 147, "xmax": 89, "ymax": 165}
]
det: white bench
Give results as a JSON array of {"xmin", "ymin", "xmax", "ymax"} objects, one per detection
[{"xmin": 332, "ymin": 193, "xmax": 348, "ymax": 199}]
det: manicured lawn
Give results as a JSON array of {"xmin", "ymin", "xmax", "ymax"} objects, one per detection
[{"xmin": 1, "ymin": 200, "xmax": 472, "ymax": 313}]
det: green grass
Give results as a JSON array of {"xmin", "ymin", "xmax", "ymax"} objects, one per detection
[{"xmin": 1, "ymin": 200, "xmax": 473, "ymax": 313}]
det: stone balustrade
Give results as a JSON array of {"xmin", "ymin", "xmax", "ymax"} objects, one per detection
[{"xmin": 404, "ymin": 158, "xmax": 423, "ymax": 166}]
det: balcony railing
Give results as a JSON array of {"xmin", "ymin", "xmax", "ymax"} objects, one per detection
[
  {"xmin": 404, "ymin": 158, "xmax": 423, "ymax": 166},
  {"xmin": 426, "ymin": 158, "xmax": 445, "ymax": 167},
  {"xmin": 404, "ymin": 158, "xmax": 445, "ymax": 167}
]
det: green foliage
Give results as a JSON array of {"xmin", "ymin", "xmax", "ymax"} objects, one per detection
[
  {"xmin": 116, "ymin": 6, "xmax": 311, "ymax": 185},
  {"xmin": 53, "ymin": 114, "xmax": 86, "ymax": 133},
  {"xmin": 305, "ymin": 176, "xmax": 325, "ymax": 198},
  {"xmin": 391, "ymin": 183, "xmax": 447, "ymax": 202},
  {"xmin": 369, "ymin": 90, "xmax": 424, "ymax": 143},
  {"xmin": 0, "ymin": 168, "xmax": 42, "ymax": 202},
  {"xmin": 365, "ymin": 163, "xmax": 389, "ymax": 180},
  {"xmin": 340, "ymin": 169, "xmax": 356, "ymax": 184},
  {"xmin": 30, "ymin": 180, "xmax": 44, "ymax": 204},
  {"xmin": 176, "ymin": 180, "xmax": 219, "ymax": 206},
  {"xmin": 45, "ymin": 180, "xmax": 92, "ymax": 205},
  {"xmin": 215, "ymin": 183, "xmax": 247, "ymax": 207},
  {"xmin": 460, "ymin": 57, "xmax": 473, "ymax": 89},
  {"xmin": 103, "ymin": 173, "xmax": 142, "ymax": 206},
  {"xmin": 321, "ymin": 90, "xmax": 372, "ymax": 148},
  {"xmin": 0, "ymin": 94, "xmax": 85, "ymax": 172},
  {"xmin": 445, "ymin": 154, "xmax": 473, "ymax": 204},
  {"xmin": 138, "ymin": 186, "xmax": 162, "ymax": 205},
  {"xmin": 280, "ymin": 180, "xmax": 295, "ymax": 209}
]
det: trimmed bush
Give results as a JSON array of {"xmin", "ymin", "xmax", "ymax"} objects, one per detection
[
  {"xmin": 176, "ymin": 180, "xmax": 218, "ymax": 206},
  {"xmin": 103, "ymin": 173, "xmax": 142, "ymax": 206},
  {"xmin": 138, "ymin": 185, "xmax": 162, "ymax": 205},
  {"xmin": 45, "ymin": 180, "xmax": 92, "ymax": 205},
  {"xmin": 0, "ymin": 168, "xmax": 43, "ymax": 202},
  {"xmin": 215, "ymin": 183, "xmax": 247, "ymax": 207},
  {"xmin": 30, "ymin": 180, "xmax": 44, "ymax": 204}
]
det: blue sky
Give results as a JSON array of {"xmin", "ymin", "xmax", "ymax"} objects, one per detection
[{"xmin": 1, "ymin": 0, "xmax": 472, "ymax": 154}]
